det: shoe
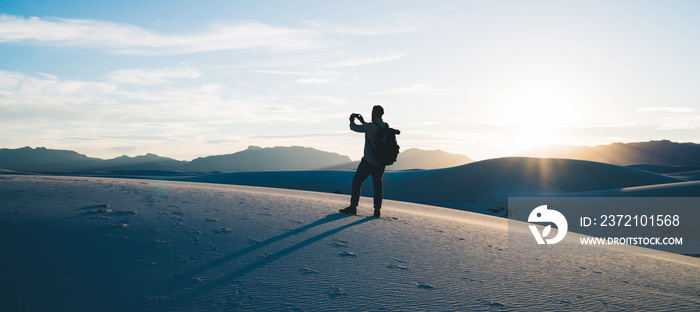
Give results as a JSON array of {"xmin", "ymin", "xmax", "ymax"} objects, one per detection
[
  {"xmin": 339, "ymin": 206, "xmax": 357, "ymax": 215},
  {"xmin": 373, "ymin": 208, "xmax": 381, "ymax": 218}
]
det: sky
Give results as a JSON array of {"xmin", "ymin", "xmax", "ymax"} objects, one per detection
[{"xmin": 1, "ymin": 0, "xmax": 699, "ymax": 161}]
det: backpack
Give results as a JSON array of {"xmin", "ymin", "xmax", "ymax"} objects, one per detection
[{"xmin": 371, "ymin": 121, "xmax": 401, "ymax": 166}]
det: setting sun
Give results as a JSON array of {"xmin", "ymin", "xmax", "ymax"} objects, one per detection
[{"xmin": 506, "ymin": 91, "xmax": 580, "ymax": 149}]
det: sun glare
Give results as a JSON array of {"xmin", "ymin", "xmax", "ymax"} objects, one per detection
[{"xmin": 505, "ymin": 92, "xmax": 580, "ymax": 150}]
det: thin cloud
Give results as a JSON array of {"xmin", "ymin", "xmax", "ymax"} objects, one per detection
[
  {"xmin": 106, "ymin": 67, "xmax": 201, "ymax": 85},
  {"xmin": 295, "ymin": 77, "xmax": 335, "ymax": 84},
  {"xmin": 368, "ymin": 83, "xmax": 430, "ymax": 95},
  {"xmin": 0, "ymin": 69, "xmax": 314, "ymax": 127},
  {"xmin": 657, "ymin": 115, "xmax": 700, "ymax": 130},
  {"xmin": 297, "ymin": 94, "xmax": 347, "ymax": 107},
  {"xmin": 0, "ymin": 70, "xmax": 116, "ymax": 96},
  {"xmin": 637, "ymin": 106, "xmax": 695, "ymax": 113},
  {"xmin": 0, "ymin": 15, "xmax": 324, "ymax": 55},
  {"xmin": 367, "ymin": 83, "xmax": 465, "ymax": 96},
  {"xmin": 252, "ymin": 69, "xmax": 356, "ymax": 85},
  {"xmin": 565, "ymin": 122, "xmax": 637, "ymax": 129},
  {"xmin": 658, "ymin": 122, "xmax": 700, "ymax": 130},
  {"xmin": 252, "ymin": 69, "xmax": 341, "ymax": 76},
  {"xmin": 49, "ymin": 134, "xmax": 183, "ymax": 142},
  {"xmin": 226, "ymin": 51, "xmax": 406, "ymax": 70},
  {"xmin": 250, "ymin": 132, "xmax": 350, "ymax": 139},
  {"xmin": 323, "ymin": 52, "xmax": 406, "ymax": 68},
  {"xmin": 261, "ymin": 105, "xmax": 295, "ymax": 112},
  {"xmin": 303, "ymin": 13, "xmax": 421, "ymax": 36},
  {"xmin": 36, "ymin": 72, "xmax": 58, "ymax": 80}
]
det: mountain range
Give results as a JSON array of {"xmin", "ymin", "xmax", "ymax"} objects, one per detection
[
  {"xmin": 4, "ymin": 140, "xmax": 699, "ymax": 173},
  {"xmin": 183, "ymin": 146, "xmax": 352, "ymax": 172},
  {"xmin": 0, "ymin": 146, "xmax": 473, "ymax": 173},
  {"xmin": 521, "ymin": 140, "xmax": 700, "ymax": 167}
]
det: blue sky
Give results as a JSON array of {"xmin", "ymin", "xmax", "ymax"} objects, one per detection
[{"xmin": 1, "ymin": 0, "xmax": 699, "ymax": 161}]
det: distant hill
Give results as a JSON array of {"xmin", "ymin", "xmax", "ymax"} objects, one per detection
[
  {"xmin": 0, "ymin": 147, "xmax": 186, "ymax": 172},
  {"xmin": 182, "ymin": 146, "xmax": 352, "ymax": 172},
  {"xmin": 98, "ymin": 153, "xmax": 187, "ymax": 171},
  {"xmin": 520, "ymin": 140, "xmax": 700, "ymax": 166},
  {"xmin": 0, "ymin": 147, "xmax": 100, "ymax": 171}
]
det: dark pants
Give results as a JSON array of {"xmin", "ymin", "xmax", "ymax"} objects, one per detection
[{"xmin": 350, "ymin": 159, "xmax": 386, "ymax": 209}]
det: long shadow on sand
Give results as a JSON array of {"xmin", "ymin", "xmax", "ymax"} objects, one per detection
[
  {"xmin": 166, "ymin": 213, "xmax": 374, "ymax": 307},
  {"xmin": 175, "ymin": 213, "xmax": 351, "ymax": 280}
]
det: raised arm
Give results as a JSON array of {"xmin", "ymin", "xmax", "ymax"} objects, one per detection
[{"xmin": 349, "ymin": 113, "xmax": 370, "ymax": 132}]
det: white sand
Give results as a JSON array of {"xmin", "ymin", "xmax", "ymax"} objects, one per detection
[{"xmin": 1, "ymin": 175, "xmax": 697, "ymax": 311}]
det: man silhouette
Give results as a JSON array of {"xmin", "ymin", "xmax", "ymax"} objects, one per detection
[{"xmin": 340, "ymin": 105, "xmax": 387, "ymax": 218}]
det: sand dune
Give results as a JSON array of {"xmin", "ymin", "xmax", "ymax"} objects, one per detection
[
  {"xmin": 179, "ymin": 157, "xmax": 680, "ymax": 212},
  {"xmin": 0, "ymin": 175, "xmax": 697, "ymax": 311},
  {"xmin": 569, "ymin": 180, "xmax": 700, "ymax": 197},
  {"xmin": 666, "ymin": 170, "xmax": 700, "ymax": 181},
  {"xmin": 627, "ymin": 164, "xmax": 700, "ymax": 174},
  {"xmin": 522, "ymin": 140, "xmax": 700, "ymax": 166}
]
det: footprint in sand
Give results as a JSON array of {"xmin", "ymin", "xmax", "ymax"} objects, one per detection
[
  {"xmin": 416, "ymin": 283, "xmax": 434, "ymax": 289},
  {"xmin": 329, "ymin": 287, "xmax": 348, "ymax": 298},
  {"xmin": 387, "ymin": 259, "xmax": 409, "ymax": 270},
  {"xmin": 386, "ymin": 264, "xmax": 408, "ymax": 270},
  {"xmin": 329, "ymin": 239, "xmax": 349, "ymax": 248},
  {"xmin": 299, "ymin": 267, "xmax": 319, "ymax": 275},
  {"xmin": 339, "ymin": 251, "xmax": 357, "ymax": 258}
]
